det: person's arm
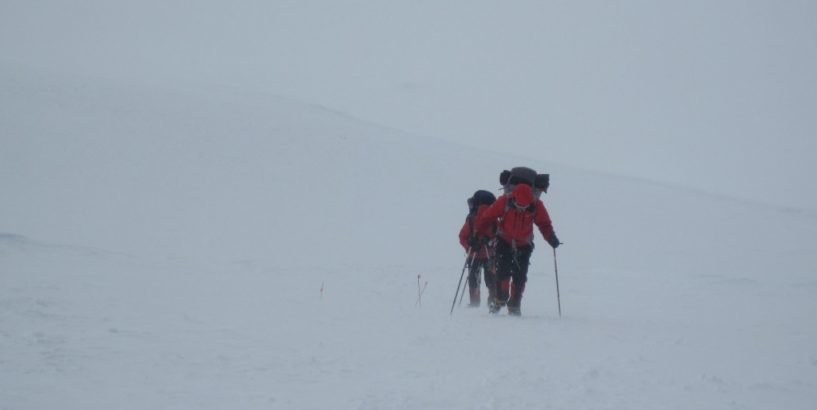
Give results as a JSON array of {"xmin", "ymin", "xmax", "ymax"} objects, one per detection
[
  {"xmin": 458, "ymin": 219, "xmax": 471, "ymax": 251},
  {"xmin": 476, "ymin": 196, "xmax": 505, "ymax": 233},
  {"xmin": 535, "ymin": 201, "xmax": 560, "ymax": 248}
]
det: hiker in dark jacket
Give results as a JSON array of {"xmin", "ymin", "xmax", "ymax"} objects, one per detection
[{"xmin": 476, "ymin": 183, "xmax": 560, "ymax": 315}]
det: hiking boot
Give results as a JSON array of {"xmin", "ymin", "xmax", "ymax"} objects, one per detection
[
  {"xmin": 486, "ymin": 287, "xmax": 497, "ymax": 311},
  {"xmin": 507, "ymin": 294, "xmax": 522, "ymax": 316},
  {"xmin": 489, "ymin": 297, "xmax": 505, "ymax": 314}
]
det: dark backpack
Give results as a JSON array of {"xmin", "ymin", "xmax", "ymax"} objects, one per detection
[
  {"xmin": 466, "ymin": 190, "xmax": 497, "ymax": 247},
  {"xmin": 467, "ymin": 190, "xmax": 496, "ymax": 215},
  {"xmin": 500, "ymin": 167, "xmax": 550, "ymax": 198}
]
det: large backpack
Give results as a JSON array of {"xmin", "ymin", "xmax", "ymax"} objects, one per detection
[
  {"xmin": 466, "ymin": 190, "xmax": 497, "ymax": 247},
  {"xmin": 467, "ymin": 190, "xmax": 496, "ymax": 215},
  {"xmin": 499, "ymin": 167, "xmax": 550, "ymax": 199}
]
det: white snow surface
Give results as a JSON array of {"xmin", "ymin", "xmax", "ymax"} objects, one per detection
[{"xmin": 2, "ymin": 66, "xmax": 817, "ymax": 409}]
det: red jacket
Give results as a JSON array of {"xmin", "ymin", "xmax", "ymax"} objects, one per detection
[
  {"xmin": 459, "ymin": 205, "xmax": 495, "ymax": 259},
  {"xmin": 476, "ymin": 194, "xmax": 555, "ymax": 247}
]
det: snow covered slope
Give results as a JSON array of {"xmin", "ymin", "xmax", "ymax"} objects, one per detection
[{"xmin": 2, "ymin": 70, "xmax": 816, "ymax": 409}]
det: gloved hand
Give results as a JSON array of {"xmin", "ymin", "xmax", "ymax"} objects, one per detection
[{"xmin": 547, "ymin": 233, "xmax": 561, "ymax": 249}]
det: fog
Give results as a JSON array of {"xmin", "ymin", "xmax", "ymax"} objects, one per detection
[{"xmin": 3, "ymin": 1, "xmax": 815, "ymax": 208}]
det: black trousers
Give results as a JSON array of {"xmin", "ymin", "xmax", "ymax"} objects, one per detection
[
  {"xmin": 468, "ymin": 257, "xmax": 496, "ymax": 291},
  {"xmin": 495, "ymin": 239, "xmax": 533, "ymax": 302}
]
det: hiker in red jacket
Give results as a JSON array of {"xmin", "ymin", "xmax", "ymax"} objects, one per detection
[
  {"xmin": 476, "ymin": 183, "xmax": 560, "ymax": 315},
  {"xmin": 458, "ymin": 190, "xmax": 497, "ymax": 307}
]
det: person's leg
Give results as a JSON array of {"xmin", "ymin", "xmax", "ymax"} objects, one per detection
[
  {"xmin": 491, "ymin": 240, "xmax": 513, "ymax": 313},
  {"xmin": 483, "ymin": 257, "xmax": 497, "ymax": 308},
  {"xmin": 508, "ymin": 244, "xmax": 533, "ymax": 315},
  {"xmin": 467, "ymin": 259, "xmax": 482, "ymax": 307}
]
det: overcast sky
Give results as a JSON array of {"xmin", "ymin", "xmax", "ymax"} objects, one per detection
[{"xmin": 3, "ymin": 0, "xmax": 815, "ymax": 208}]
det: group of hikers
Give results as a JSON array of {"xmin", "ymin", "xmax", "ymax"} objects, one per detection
[{"xmin": 457, "ymin": 166, "xmax": 560, "ymax": 316}]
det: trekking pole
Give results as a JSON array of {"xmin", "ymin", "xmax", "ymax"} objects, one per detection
[
  {"xmin": 458, "ymin": 264, "xmax": 470, "ymax": 306},
  {"xmin": 458, "ymin": 253, "xmax": 474, "ymax": 306},
  {"xmin": 450, "ymin": 249, "xmax": 474, "ymax": 315},
  {"xmin": 462, "ymin": 244, "xmax": 491, "ymax": 306},
  {"xmin": 482, "ymin": 245, "xmax": 491, "ymax": 297},
  {"xmin": 553, "ymin": 248, "xmax": 562, "ymax": 317}
]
